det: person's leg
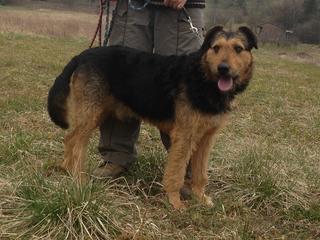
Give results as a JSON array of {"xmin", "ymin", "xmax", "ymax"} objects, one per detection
[
  {"xmin": 153, "ymin": 6, "xmax": 204, "ymax": 193},
  {"xmin": 94, "ymin": 0, "xmax": 153, "ymax": 177}
]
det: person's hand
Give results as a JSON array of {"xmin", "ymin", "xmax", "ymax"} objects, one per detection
[{"xmin": 164, "ymin": 0, "xmax": 187, "ymax": 10}]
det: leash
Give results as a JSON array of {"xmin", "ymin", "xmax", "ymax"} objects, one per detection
[
  {"xmin": 89, "ymin": 0, "xmax": 108, "ymax": 48},
  {"xmin": 103, "ymin": 0, "xmax": 112, "ymax": 46},
  {"xmin": 181, "ymin": 7, "xmax": 201, "ymax": 39}
]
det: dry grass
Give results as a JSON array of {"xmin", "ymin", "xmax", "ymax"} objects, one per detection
[
  {"xmin": 0, "ymin": 7, "xmax": 103, "ymax": 40},
  {"xmin": 264, "ymin": 43, "xmax": 320, "ymax": 66},
  {"xmin": 1, "ymin": 6, "xmax": 320, "ymax": 240}
]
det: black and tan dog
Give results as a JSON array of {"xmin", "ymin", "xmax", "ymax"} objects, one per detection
[{"xmin": 48, "ymin": 26, "xmax": 257, "ymax": 209}]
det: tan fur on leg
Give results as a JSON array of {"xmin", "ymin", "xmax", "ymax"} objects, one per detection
[
  {"xmin": 163, "ymin": 126, "xmax": 198, "ymax": 209},
  {"xmin": 190, "ymin": 129, "xmax": 217, "ymax": 206},
  {"xmin": 60, "ymin": 127, "xmax": 80, "ymax": 172},
  {"xmin": 70, "ymin": 126, "xmax": 96, "ymax": 183},
  {"xmin": 60, "ymin": 121, "xmax": 99, "ymax": 183}
]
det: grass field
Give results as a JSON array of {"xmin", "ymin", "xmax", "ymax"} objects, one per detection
[
  {"xmin": 0, "ymin": 7, "xmax": 100, "ymax": 39},
  {"xmin": 1, "ymin": 6, "xmax": 320, "ymax": 240}
]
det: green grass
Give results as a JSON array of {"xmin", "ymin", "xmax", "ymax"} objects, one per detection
[{"xmin": 0, "ymin": 29, "xmax": 320, "ymax": 239}]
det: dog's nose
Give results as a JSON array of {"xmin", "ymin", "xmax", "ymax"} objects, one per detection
[{"xmin": 217, "ymin": 63, "xmax": 230, "ymax": 75}]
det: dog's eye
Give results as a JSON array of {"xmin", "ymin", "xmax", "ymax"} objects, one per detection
[
  {"xmin": 234, "ymin": 45, "xmax": 244, "ymax": 54},
  {"xmin": 212, "ymin": 45, "xmax": 220, "ymax": 54}
]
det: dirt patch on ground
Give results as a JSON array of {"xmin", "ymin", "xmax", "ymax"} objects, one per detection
[
  {"xmin": 296, "ymin": 52, "xmax": 312, "ymax": 59},
  {"xmin": 294, "ymin": 51, "xmax": 320, "ymax": 66},
  {"xmin": 278, "ymin": 46, "xmax": 320, "ymax": 66}
]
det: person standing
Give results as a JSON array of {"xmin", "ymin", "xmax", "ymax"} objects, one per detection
[{"xmin": 93, "ymin": 0, "xmax": 205, "ymax": 178}]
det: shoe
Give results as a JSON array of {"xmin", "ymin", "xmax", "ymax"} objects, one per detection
[
  {"xmin": 93, "ymin": 162, "xmax": 193, "ymax": 199},
  {"xmin": 92, "ymin": 162, "xmax": 126, "ymax": 179}
]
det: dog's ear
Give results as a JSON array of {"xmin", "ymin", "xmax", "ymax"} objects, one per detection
[
  {"xmin": 200, "ymin": 26, "xmax": 224, "ymax": 52},
  {"xmin": 238, "ymin": 26, "xmax": 258, "ymax": 50}
]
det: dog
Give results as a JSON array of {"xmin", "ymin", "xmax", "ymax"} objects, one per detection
[{"xmin": 47, "ymin": 26, "xmax": 257, "ymax": 209}]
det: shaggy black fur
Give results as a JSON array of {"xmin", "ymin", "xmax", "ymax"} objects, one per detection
[{"xmin": 77, "ymin": 46, "xmax": 185, "ymax": 121}]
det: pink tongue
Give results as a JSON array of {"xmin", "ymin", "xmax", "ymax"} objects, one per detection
[{"xmin": 218, "ymin": 77, "xmax": 233, "ymax": 92}]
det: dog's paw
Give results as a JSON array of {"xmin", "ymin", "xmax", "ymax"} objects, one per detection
[
  {"xmin": 202, "ymin": 194, "xmax": 214, "ymax": 207},
  {"xmin": 44, "ymin": 164, "xmax": 67, "ymax": 177},
  {"xmin": 78, "ymin": 172, "xmax": 89, "ymax": 185},
  {"xmin": 172, "ymin": 200, "xmax": 186, "ymax": 210},
  {"xmin": 167, "ymin": 191, "xmax": 186, "ymax": 210},
  {"xmin": 192, "ymin": 187, "xmax": 214, "ymax": 207}
]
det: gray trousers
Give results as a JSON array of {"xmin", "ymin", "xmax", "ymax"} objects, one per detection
[{"xmin": 99, "ymin": 0, "xmax": 204, "ymax": 169}]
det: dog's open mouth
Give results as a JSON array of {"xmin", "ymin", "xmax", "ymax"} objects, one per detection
[{"xmin": 218, "ymin": 76, "xmax": 233, "ymax": 92}]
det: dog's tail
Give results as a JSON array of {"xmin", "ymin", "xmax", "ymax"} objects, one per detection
[{"xmin": 47, "ymin": 56, "xmax": 78, "ymax": 129}]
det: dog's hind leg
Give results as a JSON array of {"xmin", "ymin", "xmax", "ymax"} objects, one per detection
[
  {"xmin": 61, "ymin": 121, "xmax": 97, "ymax": 183},
  {"xmin": 59, "ymin": 70, "xmax": 106, "ymax": 183},
  {"xmin": 60, "ymin": 126, "xmax": 80, "ymax": 172},
  {"xmin": 190, "ymin": 129, "xmax": 217, "ymax": 207}
]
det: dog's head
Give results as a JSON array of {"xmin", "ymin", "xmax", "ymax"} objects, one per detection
[{"xmin": 200, "ymin": 26, "xmax": 257, "ymax": 94}]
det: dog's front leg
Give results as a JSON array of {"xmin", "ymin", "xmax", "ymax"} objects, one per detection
[
  {"xmin": 190, "ymin": 129, "xmax": 217, "ymax": 207},
  {"xmin": 163, "ymin": 130, "xmax": 194, "ymax": 209}
]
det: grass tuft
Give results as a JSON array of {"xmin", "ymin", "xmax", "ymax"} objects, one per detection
[{"xmin": 1, "ymin": 172, "xmax": 160, "ymax": 239}]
